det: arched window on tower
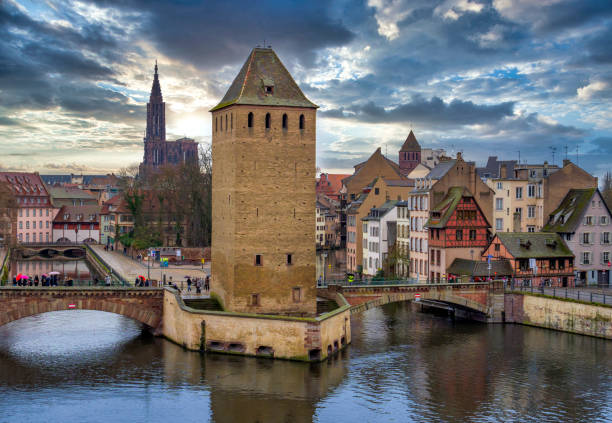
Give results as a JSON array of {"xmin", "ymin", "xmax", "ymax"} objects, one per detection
[
  {"xmin": 265, "ymin": 113, "xmax": 271, "ymax": 129},
  {"xmin": 225, "ymin": 114, "xmax": 228, "ymax": 132},
  {"xmin": 282, "ymin": 113, "xmax": 288, "ymax": 130},
  {"xmin": 299, "ymin": 114, "xmax": 305, "ymax": 130},
  {"xmin": 248, "ymin": 112, "xmax": 253, "ymax": 128}
]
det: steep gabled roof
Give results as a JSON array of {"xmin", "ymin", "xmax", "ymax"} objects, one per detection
[
  {"xmin": 425, "ymin": 159, "xmax": 457, "ymax": 181},
  {"xmin": 426, "ymin": 186, "xmax": 470, "ymax": 228},
  {"xmin": 362, "ymin": 200, "xmax": 399, "ymax": 221},
  {"xmin": 211, "ymin": 48, "xmax": 317, "ymax": 111},
  {"xmin": 494, "ymin": 232, "xmax": 573, "ymax": 259},
  {"xmin": 343, "ymin": 148, "xmax": 404, "ymax": 186},
  {"xmin": 448, "ymin": 258, "xmax": 513, "ymax": 277},
  {"xmin": 400, "ymin": 130, "xmax": 420, "ymax": 152},
  {"xmin": 542, "ymin": 188, "xmax": 599, "ymax": 233}
]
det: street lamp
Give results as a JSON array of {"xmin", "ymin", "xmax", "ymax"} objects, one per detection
[{"xmin": 321, "ymin": 252, "xmax": 328, "ymax": 285}]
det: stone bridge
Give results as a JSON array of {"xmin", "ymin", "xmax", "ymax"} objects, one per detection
[
  {"xmin": 16, "ymin": 243, "xmax": 86, "ymax": 259},
  {"xmin": 0, "ymin": 287, "xmax": 164, "ymax": 330},
  {"xmin": 321, "ymin": 281, "xmax": 505, "ymax": 322}
]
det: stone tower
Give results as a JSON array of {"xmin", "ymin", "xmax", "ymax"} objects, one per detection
[
  {"xmin": 399, "ymin": 130, "xmax": 421, "ymax": 176},
  {"xmin": 210, "ymin": 47, "xmax": 318, "ymax": 316}
]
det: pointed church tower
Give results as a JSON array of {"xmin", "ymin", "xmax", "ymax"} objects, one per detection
[
  {"xmin": 146, "ymin": 61, "xmax": 166, "ymax": 142},
  {"xmin": 399, "ymin": 130, "xmax": 421, "ymax": 176},
  {"xmin": 210, "ymin": 48, "xmax": 318, "ymax": 316}
]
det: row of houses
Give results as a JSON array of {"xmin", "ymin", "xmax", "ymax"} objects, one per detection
[{"xmin": 319, "ymin": 131, "xmax": 608, "ymax": 286}]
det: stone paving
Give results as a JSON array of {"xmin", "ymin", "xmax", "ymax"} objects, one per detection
[{"xmin": 90, "ymin": 245, "xmax": 210, "ymax": 289}]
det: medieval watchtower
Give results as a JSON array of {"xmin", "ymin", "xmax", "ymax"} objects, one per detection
[{"xmin": 210, "ymin": 47, "xmax": 318, "ymax": 316}]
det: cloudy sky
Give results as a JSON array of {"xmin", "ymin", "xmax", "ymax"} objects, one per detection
[{"xmin": 1, "ymin": 0, "xmax": 611, "ymax": 177}]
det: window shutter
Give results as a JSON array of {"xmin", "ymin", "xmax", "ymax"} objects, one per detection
[{"xmin": 601, "ymin": 252, "xmax": 605, "ymax": 265}]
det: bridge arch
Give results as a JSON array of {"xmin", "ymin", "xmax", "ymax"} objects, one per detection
[{"xmin": 0, "ymin": 288, "xmax": 164, "ymax": 330}]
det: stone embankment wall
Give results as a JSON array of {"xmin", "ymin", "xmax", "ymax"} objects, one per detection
[
  {"xmin": 162, "ymin": 289, "xmax": 351, "ymax": 361},
  {"xmin": 505, "ymin": 293, "xmax": 612, "ymax": 339}
]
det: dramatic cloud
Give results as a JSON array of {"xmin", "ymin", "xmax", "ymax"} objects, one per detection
[{"xmin": 0, "ymin": 0, "xmax": 611, "ymax": 177}]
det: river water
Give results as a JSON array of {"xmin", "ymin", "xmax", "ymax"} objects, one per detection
[{"xmin": 1, "ymin": 303, "xmax": 611, "ymax": 423}]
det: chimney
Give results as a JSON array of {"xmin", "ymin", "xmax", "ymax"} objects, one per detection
[
  {"xmin": 513, "ymin": 212, "xmax": 521, "ymax": 232},
  {"xmin": 500, "ymin": 164, "xmax": 507, "ymax": 179},
  {"xmin": 563, "ymin": 159, "xmax": 571, "ymax": 167}
]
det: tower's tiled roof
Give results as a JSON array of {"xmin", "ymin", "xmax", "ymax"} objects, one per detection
[
  {"xmin": 211, "ymin": 48, "xmax": 317, "ymax": 111},
  {"xmin": 400, "ymin": 130, "xmax": 420, "ymax": 152}
]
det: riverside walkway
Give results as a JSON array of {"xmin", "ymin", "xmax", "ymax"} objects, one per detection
[{"xmin": 90, "ymin": 245, "xmax": 210, "ymax": 287}]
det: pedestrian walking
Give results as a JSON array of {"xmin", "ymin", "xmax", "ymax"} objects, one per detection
[
  {"xmin": 204, "ymin": 275, "xmax": 210, "ymax": 291},
  {"xmin": 187, "ymin": 277, "xmax": 192, "ymax": 292},
  {"xmin": 105, "ymin": 274, "xmax": 111, "ymax": 286}
]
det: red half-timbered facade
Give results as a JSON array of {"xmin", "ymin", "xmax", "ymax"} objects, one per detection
[{"xmin": 426, "ymin": 187, "xmax": 490, "ymax": 282}]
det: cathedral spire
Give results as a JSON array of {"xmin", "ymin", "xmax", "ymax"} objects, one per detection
[
  {"xmin": 150, "ymin": 60, "xmax": 163, "ymax": 103},
  {"xmin": 145, "ymin": 61, "xmax": 166, "ymax": 142}
]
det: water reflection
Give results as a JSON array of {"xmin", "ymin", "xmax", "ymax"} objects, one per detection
[
  {"xmin": 10, "ymin": 259, "xmax": 97, "ymax": 282},
  {"xmin": 1, "ymin": 304, "xmax": 612, "ymax": 422}
]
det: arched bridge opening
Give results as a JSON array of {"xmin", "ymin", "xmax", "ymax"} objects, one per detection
[{"xmin": 0, "ymin": 288, "xmax": 165, "ymax": 330}]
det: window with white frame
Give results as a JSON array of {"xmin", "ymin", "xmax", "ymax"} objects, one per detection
[
  {"xmin": 527, "ymin": 185, "xmax": 535, "ymax": 198},
  {"xmin": 496, "ymin": 198, "xmax": 503, "ymax": 210},
  {"xmin": 603, "ymin": 232, "xmax": 610, "ymax": 244},
  {"xmin": 528, "ymin": 206, "xmax": 536, "ymax": 218},
  {"xmin": 496, "ymin": 218, "xmax": 503, "ymax": 231},
  {"xmin": 585, "ymin": 216, "xmax": 593, "ymax": 225},
  {"xmin": 497, "ymin": 182, "xmax": 503, "ymax": 190},
  {"xmin": 583, "ymin": 232, "xmax": 591, "ymax": 244},
  {"xmin": 583, "ymin": 251, "xmax": 591, "ymax": 265},
  {"xmin": 601, "ymin": 216, "xmax": 609, "ymax": 225},
  {"xmin": 527, "ymin": 226, "xmax": 535, "ymax": 232},
  {"xmin": 516, "ymin": 187, "xmax": 523, "ymax": 199},
  {"xmin": 603, "ymin": 252, "xmax": 610, "ymax": 264}
]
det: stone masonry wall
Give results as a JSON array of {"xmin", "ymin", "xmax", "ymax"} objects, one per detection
[{"xmin": 505, "ymin": 293, "xmax": 612, "ymax": 339}]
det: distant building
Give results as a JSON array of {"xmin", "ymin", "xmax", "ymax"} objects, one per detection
[
  {"xmin": 395, "ymin": 201, "xmax": 410, "ymax": 278},
  {"xmin": 139, "ymin": 62, "xmax": 198, "ymax": 178},
  {"xmin": 316, "ymin": 200, "xmax": 328, "ymax": 248},
  {"xmin": 0, "ymin": 183, "xmax": 17, "ymax": 246},
  {"xmin": 482, "ymin": 232, "xmax": 575, "ymax": 287},
  {"xmin": 399, "ymin": 130, "xmax": 421, "ymax": 177},
  {"xmin": 420, "ymin": 148, "xmax": 447, "ymax": 169},
  {"xmin": 543, "ymin": 188, "xmax": 612, "ymax": 285},
  {"xmin": 474, "ymin": 156, "xmax": 517, "ymax": 180},
  {"xmin": 426, "ymin": 187, "xmax": 491, "ymax": 282},
  {"xmin": 361, "ymin": 200, "xmax": 398, "ymax": 276},
  {"xmin": 0, "ymin": 172, "xmax": 56, "ymax": 243},
  {"xmin": 316, "ymin": 173, "xmax": 350, "ymax": 201},
  {"xmin": 486, "ymin": 159, "xmax": 597, "ymax": 234},
  {"xmin": 46, "ymin": 186, "xmax": 98, "ymax": 208},
  {"xmin": 52, "ymin": 205, "xmax": 100, "ymax": 243}
]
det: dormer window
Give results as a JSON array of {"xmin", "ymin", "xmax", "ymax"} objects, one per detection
[
  {"xmin": 265, "ymin": 85, "xmax": 273, "ymax": 94},
  {"xmin": 262, "ymin": 78, "xmax": 274, "ymax": 95}
]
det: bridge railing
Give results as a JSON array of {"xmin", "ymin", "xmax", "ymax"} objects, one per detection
[
  {"xmin": 317, "ymin": 278, "xmax": 493, "ymax": 287},
  {"xmin": 509, "ymin": 285, "xmax": 612, "ymax": 306},
  {"xmin": 5, "ymin": 279, "xmax": 131, "ymax": 288},
  {"xmin": 83, "ymin": 244, "xmax": 130, "ymax": 286}
]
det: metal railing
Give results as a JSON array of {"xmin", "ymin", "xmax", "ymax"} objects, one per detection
[
  {"xmin": 83, "ymin": 244, "xmax": 129, "ymax": 286},
  {"xmin": 509, "ymin": 284, "xmax": 612, "ymax": 306},
  {"xmin": 4, "ymin": 279, "xmax": 132, "ymax": 288},
  {"xmin": 317, "ymin": 277, "xmax": 486, "ymax": 287}
]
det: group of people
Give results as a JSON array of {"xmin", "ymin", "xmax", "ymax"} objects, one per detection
[
  {"xmin": 185, "ymin": 275, "xmax": 210, "ymax": 294},
  {"xmin": 12, "ymin": 274, "xmax": 65, "ymax": 287}
]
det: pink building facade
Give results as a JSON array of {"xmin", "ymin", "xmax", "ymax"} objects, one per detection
[{"xmin": 0, "ymin": 172, "xmax": 57, "ymax": 243}]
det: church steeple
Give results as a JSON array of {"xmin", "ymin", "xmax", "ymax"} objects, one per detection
[{"xmin": 145, "ymin": 61, "xmax": 165, "ymax": 142}]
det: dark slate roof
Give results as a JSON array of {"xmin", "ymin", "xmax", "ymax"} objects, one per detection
[
  {"xmin": 426, "ymin": 159, "xmax": 456, "ymax": 180},
  {"xmin": 211, "ymin": 48, "xmax": 317, "ymax": 111},
  {"xmin": 426, "ymin": 186, "xmax": 470, "ymax": 228},
  {"xmin": 384, "ymin": 179, "xmax": 414, "ymax": 187},
  {"xmin": 448, "ymin": 258, "xmax": 513, "ymax": 277},
  {"xmin": 476, "ymin": 156, "xmax": 517, "ymax": 179},
  {"xmin": 362, "ymin": 200, "xmax": 399, "ymax": 221},
  {"xmin": 542, "ymin": 188, "xmax": 599, "ymax": 233},
  {"xmin": 495, "ymin": 232, "xmax": 573, "ymax": 259},
  {"xmin": 400, "ymin": 130, "xmax": 420, "ymax": 152}
]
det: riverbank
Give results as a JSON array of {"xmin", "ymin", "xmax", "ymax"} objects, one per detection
[{"xmin": 505, "ymin": 292, "xmax": 612, "ymax": 339}]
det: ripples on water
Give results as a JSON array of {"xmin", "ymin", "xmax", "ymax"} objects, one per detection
[{"xmin": 1, "ymin": 304, "xmax": 612, "ymax": 422}]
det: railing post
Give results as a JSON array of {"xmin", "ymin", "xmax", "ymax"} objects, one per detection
[{"xmin": 591, "ymin": 292, "xmax": 593, "ymax": 303}]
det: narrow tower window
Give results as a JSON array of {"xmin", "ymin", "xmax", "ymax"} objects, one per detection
[
  {"xmin": 282, "ymin": 113, "xmax": 288, "ymax": 129},
  {"xmin": 225, "ymin": 114, "xmax": 228, "ymax": 132},
  {"xmin": 265, "ymin": 113, "xmax": 271, "ymax": 129},
  {"xmin": 299, "ymin": 114, "xmax": 305, "ymax": 130},
  {"xmin": 248, "ymin": 112, "xmax": 253, "ymax": 128},
  {"xmin": 255, "ymin": 255, "xmax": 262, "ymax": 266},
  {"xmin": 215, "ymin": 117, "xmax": 217, "ymax": 132},
  {"xmin": 231, "ymin": 113, "xmax": 233, "ymax": 130}
]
